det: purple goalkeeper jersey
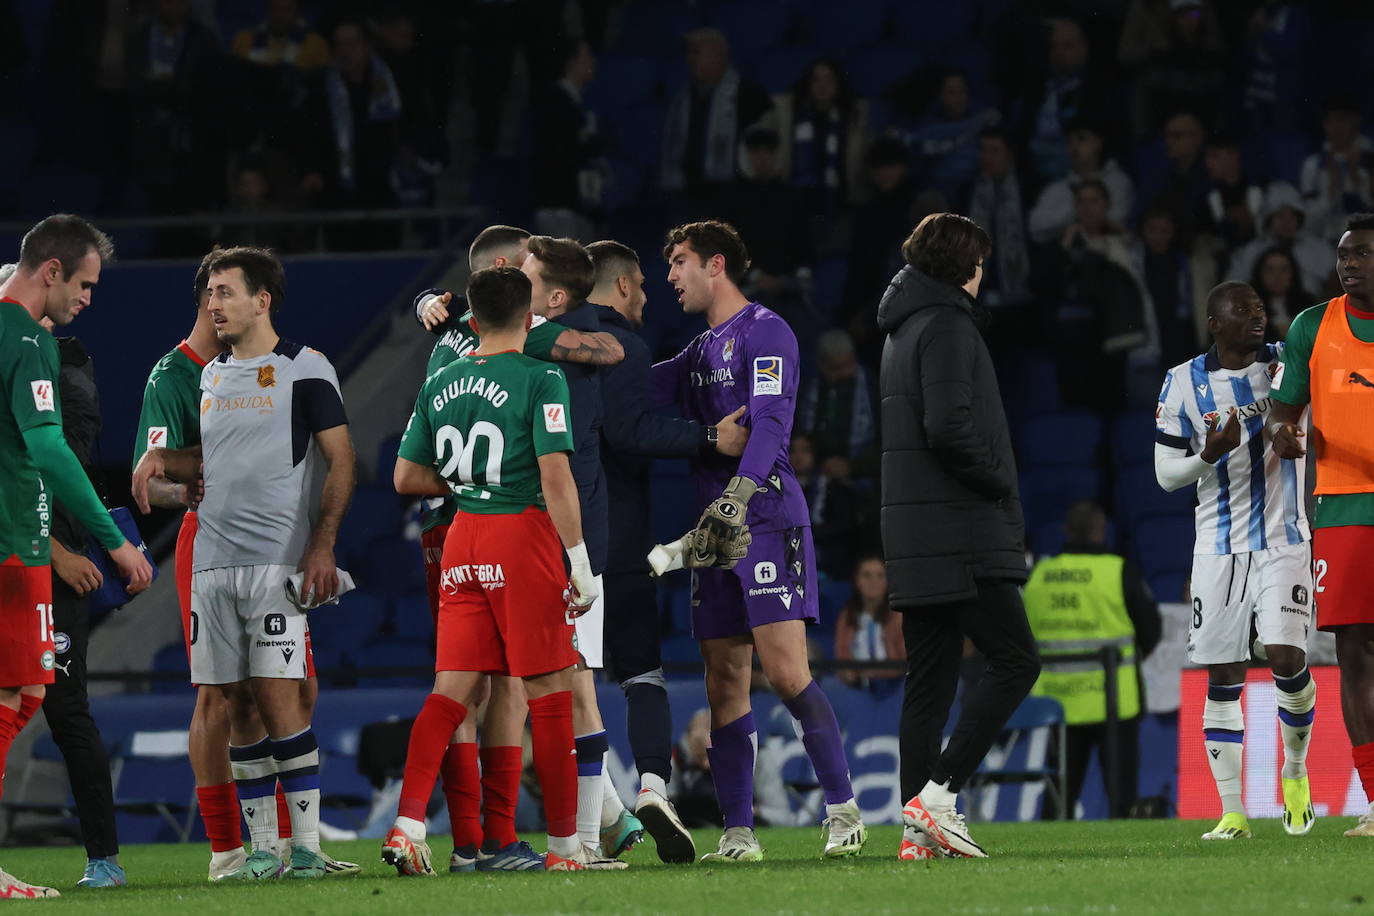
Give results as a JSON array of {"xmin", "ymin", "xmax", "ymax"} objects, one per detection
[{"xmin": 650, "ymin": 303, "xmax": 810, "ymax": 533}]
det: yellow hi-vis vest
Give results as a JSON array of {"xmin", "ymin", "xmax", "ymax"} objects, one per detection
[{"xmin": 1023, "ymin": 553, "xmax": 1139, "ymax": 726}]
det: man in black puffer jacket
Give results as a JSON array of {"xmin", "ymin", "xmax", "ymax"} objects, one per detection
[{"xmin": 877, "ymin": 213, "xmax": 1040, "ymax": 861}]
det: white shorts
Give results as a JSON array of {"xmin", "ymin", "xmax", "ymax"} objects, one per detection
[
  {"xmin": 573, "ymin": 574, "xmax": 605, "ymax": 669},
  {"xmin": 190, "ymin": 564, "xmax": 307, "ymax": 684},
  {"xmin": 1188, "ymin": 542, "xmax": 1314, "ymax": 665}
]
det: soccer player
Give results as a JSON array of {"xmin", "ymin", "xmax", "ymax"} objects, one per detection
[
  {"xmin": 0, "ymin": 215, "xmax": 153, "ymax": 898},
  {"xmin": 133, "ymin": 253, "xmax": 353, "ymax": 880},
  {"xmin": 1267, "ymin": 214, "xmax": 1374, "ymax": 837},
  {"xmin": 1155, "ymin": 280, "xmax": 1316, "ymax": 840},
  {"xmin": 384, "ymin": 265, "xmax": 610, "ymax": 873},
  {"xmin": 132, "ymin": 247, "xmax": 355, "ymax": 880},
  {"xmin": 652, "ymin": 221, "xmax": 867, "ymax": 861},
  {"xmin": 587, "ymin": 239, "xmax": 748, "ymax": 862},
  {"xmin": 410, "ymin": 227, "xmax": 625, "ymax": 871}
]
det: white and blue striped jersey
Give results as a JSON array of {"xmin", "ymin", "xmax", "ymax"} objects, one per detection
[{"xmin": 1155, "ymin": 344, "xmax": 1310, "ymax": 555}]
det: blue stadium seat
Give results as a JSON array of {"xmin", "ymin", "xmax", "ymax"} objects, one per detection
[
  {"xmin": 1115, "ymin": 463, "xmax": 1194, "ymax": 530},
  {"xmin": 659, "ymin": 578, "xmax": 692, "ymax": 635},
  {"xmin": 755, "ymin": 47, "xmax": 818, "ymax": 94},
  {"xmin": 310, "ymin": 592, "xmax": 388, "ymax": 656},
  {"xmin": 649, "ymin": 460, "xmax": 696, "ymax": 547},
  {"xmin": 999, "ymin": 350, "xmax": 1062, "ymax": 419},
  {"xmin": 1031, "ymin": 521, "xmax": 1065, "ymax": 559},
  {"xmin": 586, "ymin": 55, "xmax": 661, "ymax": 110},
  {"xmin": 1111, "ymin": 410, "xmax": 1158, "ymax": 468},
  {"xmin": 1149, "ymin": 570, "xmax": 1189, "ymax": 605},
  {"xmin": 1017, "ymin": 411, "xmax": 1104, "ymax": 467},
  {"xmin": 111, "ymin": 730, "xmax": 198, "ymax": 843},
  {"xmin": 661, "ymin": 635, "xmax": 700, "ymax": 668},
  {"xmin": 387, "ymin": 596, "xmax": 437, "ymax": 643},
  {"xmin": 1133, "ymin": 514, "xmax": 1196, "ymax": 577},
  {"xmin": 813, "ymin": 253, "xmax": 849, "ymax": 318},
  {"xmin": 467, "ymin": 156, "xmax": 534, "ymax": 225},
  {"xmin": 355, "ymin": 639, "xmax": 432, "ymax": 688},
  {"xmin": 818, "ymin": 578, "xmax": 851, "ymax": 623},
  {"xmin": 843, "ymin": 47, "xmax": 917, "ymax": 98},
  {"xmin": 375, "ymin": 433, "xmax": 403, "ymax": 481},
  {"xmin": 149, "ymin": 642, "xmax": 193, "ymax": 695},
  {"xmin": 605, "ymin": 156, "xmax": 650, "ymax": 212},
  {"xmin": 355, "ymin": 535, "xmax": 426, "ymax": 598},
  {"xmin": 1018, "ymin": 466, "xmax": 1104, "ymax": 533},
  {"xmin": 338, "ymin": 485, "xmax": 405, "ymax": 567},
  {"xmin": 706, "ymin": 0, "xmax": 794, "ymax": 56}
]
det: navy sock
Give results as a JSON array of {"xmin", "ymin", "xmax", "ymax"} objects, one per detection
[{"xmin": 626, "ymin": 682, "xmax": 672, "ymax": 782}]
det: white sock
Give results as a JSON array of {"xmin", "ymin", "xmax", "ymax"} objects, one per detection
[
  {"xmin": 600, "ymin": 760, "xmax": 626, "ymax": 829},
  {"xmin": 919, "ymin": 779, "xmax": 956, "ymax": 810},
  {"xmin": 272, "ymin": 728, "xmax": 322, "ymax": 853},
  {"xmin": 1274, "ymin": 667, "xmax": 1316, "ymax": 780},
  {"xmin": 577, "ymin": 772, "xmax": 603, "ymax": 849},
  {"xmin": 394, "ymin": 815, "xmax": 426, "ymax": 842},
  {"xmin": 229, "ymin": 738, "xmax": 279, "ymax": 852},
  {"xmin": 1204, "ymin": 684, "xmax": 1246, "ymax": 815},
  {"xmin": 548, "ymin": 832, "xmax": 579, "ymax": 858},
  {"xmin": 640, "ymin": 772, "xmax": 668, "ymax": 798}
]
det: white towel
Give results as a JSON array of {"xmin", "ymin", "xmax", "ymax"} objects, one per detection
[
  {"xmin": 284, "ymin": 569, "xmax": 357, "ymax": 610},
  {"xmin": 647, "ymin": 534, "xmax": 692, "ymax": 577}
]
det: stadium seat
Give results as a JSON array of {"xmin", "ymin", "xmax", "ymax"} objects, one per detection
[
  {"xmin": 338, "ymin": 485, "xmax": 406, "ymax": 567},
  {"xmin": 1115, "ymin": 463, "xmax": 1195, "ymax": 529},
  {"xmin": 355, "ymin": 535, "xmax": 426, "ymax": 598},
  {"xmin": 756, "ymin": 47, "xmax": 818, "ymax": 94},
  {"xmin": 812, "ymin": 253, "xmax": 849, "ymax": 319},
  {"xmin": 586, "ymin": 55, "xmax": 661, "ymax": 111},
  {"xmin": 706, "ymin": 0, "xmax": 795, "ymax": 56},
  {"xmin": 1148, "ymin": 570, "xmax": 1189, "ymax": 605},
  {"xmin": 111, "ymin": 730, "xmax": 198, "ymax": 843},
  {"xmin": 310, "ymin": 592, "xmax": 388, "ymax": 656},
  {"xmin": 659, "ymin": 578, "xmax": 692, "ymax": 635},
  {"xmin": 386, "ymin": 595, "xmax": 437, "ymax": 643},
  {"xmin": 149, "ymin": 642, "xmax": 193, "ymax": 695},
  {"xmin": 1133, "ymin": 514, "xmax": 1197, "ymax": 577},
  {"xmin": 375, "ymin": 433, "xmax": 403, "ymax": 481},
  {"xmin": 649, "ymin": 459, "xmax": 696, "ymax": 547},
  {"xmin": 354, "ymin": 639, "xmax": 432, "ymax": 688},
  {"xmin": 1017, "ymin": 411, "xmax": 1104, "ymax": 467},
  {"xmin": 818, "ymin": 578, "xmax": 851, "ymax": 623},
  {"xmin": 889, "ymin": 3, "xmax": 978, "ymax": 56},
  {"xmin": 1018, "ymin": 466, "xmax": 1104, "ymax": 533},
  {"xmin": 999, "ymin": 350, "xmax": 1063, "ymax": 419},
  {"xmin": 843, "ymin": 47, "xmax": 918, "ymax": 98},
  {"xmin": 1111, "ymin": 410, "xmax": 1159, "ymax": 468},
  {"xmin": 964, "ymin": 696, "xmax": 1068, "ymax": 820}
]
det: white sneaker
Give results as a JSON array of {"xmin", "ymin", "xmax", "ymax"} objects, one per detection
[
  {"xmin": 634, "ymin": 788, "xmax": 696, "ymax": 864},
  {"xmin": 0, "ymin": 868, "xmax": 59, "ymax": 899},
  {"xmin": 208, "ymin": 847, "xmax": 248, "ymax": 882},
  {"xmin": 581, "ymin": 844, "xmax": 631, "ymax": 870},
  {"xmin": 898, "ymin": 825, "xmax": 939, "ymax": 861},
  {"xmin": 699, "ymin": 826, "xmax": 764, "ymax": 863},
  {"xmin": 903, "ymin": 792, "xmax": 987, "ymax": 858},
  {"xmin": 319, "ymin": 849, "xmax": 362, "ymax": 876},
  {"xmin": 821, "ymin": 799, "xmax": 867, "ymax": 858}
]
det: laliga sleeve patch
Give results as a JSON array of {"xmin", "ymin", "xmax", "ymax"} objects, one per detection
[
  {"xmin": 543, "ymin": 403, "xmax": 568, "ymax": 433},
  {"xmin": 753, "ymin": 356, "xmax": 783, "ymax": 396},
  {"xmin": 30, "ymin": 380, "xmax": 54, "ymax": 412},
  {"xmin": 147, "ymin": 426, "xmax": 168, "ymax": 449}
]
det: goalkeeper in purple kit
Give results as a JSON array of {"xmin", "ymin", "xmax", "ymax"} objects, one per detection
[{"xmin": 650, "ymin": 221, "xmax": 866, "ymax": 861}]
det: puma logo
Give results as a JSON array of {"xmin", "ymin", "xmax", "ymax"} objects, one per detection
[
  {"xmin": 1348, "ymin": 371, "xmax": 1374, "ymax": 390},
  {"xmin": 53, "ymin": 661, "xmax": 72, "ymax": 677},
  {"xmin": 19, "ymin": 335, "xmax": 39, "ymax": 347}
]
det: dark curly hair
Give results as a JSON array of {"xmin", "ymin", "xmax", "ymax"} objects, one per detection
[
  {"xmin": 662, "ymin": 220, "xmax": 751, "ymax": 285},
  {"xmin": 900, "ymin": 213, "xmax": 991, "ymax": 288}
]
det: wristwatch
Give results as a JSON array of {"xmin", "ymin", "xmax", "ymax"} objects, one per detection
[{"xmin": 704, "ymin": 424, "xmax": 719, "ymax": 451}]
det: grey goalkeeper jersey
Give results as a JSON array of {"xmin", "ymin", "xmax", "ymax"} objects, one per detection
[{"xmin": 193, "ymin": 340, "xmax": 348, "ymax": 572}]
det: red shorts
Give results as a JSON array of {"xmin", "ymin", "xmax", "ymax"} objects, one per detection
[
  {"xmin": 1314, "ymin": 526, "xmax": 1374, "ymax": 629},
  {"xmin": 0, "ymin": 557, "xmax": 55, "ymax": 687},
  {"xmin": 437, "ymin": 508, "xmax": 577, "ymax": 678},
  {"xmin": 177, "ymin": 510, "xmax": 315, "ymax": 678},
  {"xmin": 421, "ymin": 523, "xmax": 451, "ymax": 624}
]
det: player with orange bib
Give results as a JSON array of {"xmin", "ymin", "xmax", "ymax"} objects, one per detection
[{"xmin": 1270, "ymin": 212, "xmax": 1374, "ymax": 837}]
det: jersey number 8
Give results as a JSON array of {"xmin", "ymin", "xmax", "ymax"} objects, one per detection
[{"xmin": 436, "ymin": 422, "xmax": 506, "ymax": 498}]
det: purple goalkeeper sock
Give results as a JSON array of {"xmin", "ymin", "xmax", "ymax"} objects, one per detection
[
  {"xmin": 782, "ymin": 680, "xmax": 854, "ymax": 805},
  {"xmin": 707, "ymin": 711, "xmax": 757, "ymax": 829}
]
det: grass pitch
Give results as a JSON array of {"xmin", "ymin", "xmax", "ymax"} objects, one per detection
[{"xmin": 5, "ymin": 819, "xmax": 1369, "ymax": 914}]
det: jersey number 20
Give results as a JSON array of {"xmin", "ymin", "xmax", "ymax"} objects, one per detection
[{"xmin": 436, "ymin": 422, "xmax": 505, "ymax": 498}]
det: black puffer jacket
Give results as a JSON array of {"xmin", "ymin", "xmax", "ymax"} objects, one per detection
[{"xmin": 876, "ymin": 266, "xmax": 1026, "ymax": 608}]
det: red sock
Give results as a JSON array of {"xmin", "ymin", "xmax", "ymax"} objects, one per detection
[
  {"xmin": 0, "ymin": 705, "xmax": 19, "ymax": 800},
  {"xmin": 276, "ymin": 782, "xmax": 293, "ymax": 839},
  {"xmin": 196, "ymin": 781, "xmax": 244, "ymax": 853},
  {"xmin": 441, "ymin": 742, "xmax": 481, "ymax": 849},
  {"xmin": 1354, "ymin": 741, "xmax": 1374, "ymax": 803},
  {"xmin": 15, "ymin": 695, "xmax": 41, "ymax": 732},
  {"xmin": 528, "ymin": 691, "xmax": 576, "ymax": 839},
  {"xmin": 479, "ymin": 745, "xmax": 523, "ymax": 850},
  {"xmin": 398, "ymin": 694, "xmax": 468, "ymax": 822}
]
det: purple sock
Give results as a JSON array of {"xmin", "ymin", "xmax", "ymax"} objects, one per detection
[
  {"xmin": 707, "ymin": 711, "xmax": 757, "ymax": 828},
  {"xmin": 782, "ymin": 680, "xmax": 854, "ymax": 806}
]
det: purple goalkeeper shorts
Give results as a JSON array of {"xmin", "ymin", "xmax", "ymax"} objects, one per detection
[{"xmin": 690, "ymin": 526, "xmax": 820, "ymax": 641}]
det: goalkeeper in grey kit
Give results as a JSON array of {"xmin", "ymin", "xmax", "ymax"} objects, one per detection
[{"xmin": 648, "ymin": 220, "xmax": 866, "ymax": 862}]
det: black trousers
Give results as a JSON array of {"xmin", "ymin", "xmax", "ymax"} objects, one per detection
[
  {"xmin": 43, "ymin": 577, "xmax": 119, "ymax": 859},
  {"xmin": 899, "ymin": 579, "xmax": 1041, "ymax": 800},
  {"xmin": 603, "ymin": 571, "xmax": 662, "ymax": 684},
  {"xmin": 1041, "ymin": 717, "xmax": 1142, "ymax": 819}
]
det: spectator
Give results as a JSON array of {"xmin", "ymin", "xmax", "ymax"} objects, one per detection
[
  {"xmin": 372, "ymin": 7, "xmax": 447, "ymax": 206},
  {"xmin": 797, "ymin": 329, "xmax": 876, "ymax": 466},
  {"xmin": 533, "ymin": 39, "xmax": 605, "ymax": 240},
  {"xmin": 1118, "ymin": 0, "xmax": 1227, "ymax": 138},
  {"xmin": 1135, "ymin": 207, "xmax": 1208, "ymax": 370},
  {"xmin": 840, "ymin": 137, "xmax": 921, "ymax": 363},
  {"xmin": 303, "ymin": 17, "xmax": 402, "ymax": 247},
  {"xmin": 963, "ymin": 127, "xmax": 1034, "ymax": 351},
  {"xmin": 776, "ymin": 58, "xmax": 868, "ymax": 216},
  {"xmin": 718, "ymin": 128, "xmax": 814, "ymax": 322},
  {"xmin": 1239, "ymin": 1, "xmax": 1312, "ymax": 132},
  {"xmin": 1200, "ymin": 131, "xmax": 1264, "ymax": 251},
  {"xmin": 230, "ymin": 0, "xmax": 330, "ymax": 70},
  {"xmin": 1133, "ymin": 110, "xmax": 1208, "ymax": 241},
  {"xmin": 791, "ymin": 432, "xmax": 870, "ymax": 580},
  {"xmin": 1020, "ymin": 18, "xmax": 1114, "ymax": 182},
  {"xmin": 224, "ymin": 159, "xmax": 294, "ymax": 250},
  {"xmin": 1227, "ymin": 181, "xmax": 1334, "ymax": 295},
  {"xmin": 660, "ymin": 27, "xmax": 772, "ymax": 198},
  {"xmin": 1250, "ymin": 246, "xmax": 1310, "ymax": 341},
  {"xmin": 834, "ymin": 557, "xmax": 904, "ymax": 690},
  {"xmin": 1299, "ymin": 92, "xmax": 1373, "ymax": 242},
  {"xmin": 1023, "ymin": 501, "xmax": 1161, "ymax": 819},
  {"xmin": 1029, "ymin": 119, "xmax": 1135, "ymax": 244},
  {"xmin": 903, "ymin": 69, "xmax": 998, "ymax": 201}
]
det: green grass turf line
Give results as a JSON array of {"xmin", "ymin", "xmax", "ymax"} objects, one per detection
[{"xmin": 2, "ymin": 820, "xmax": 1370, "ymax": 914}]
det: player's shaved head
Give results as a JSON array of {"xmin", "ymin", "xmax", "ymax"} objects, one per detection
[
  {"xmin": 1063, "ymin": 500, "xmax": 1107, "ymax": 547},
  {"xmin": 18, "ymin": 214, "xmax": 114, "ymax": 279},
  {"xmin": 1206, "ymin": 280, "xmax": 1252, "ymax": 318},
  {"xmin": 467, "ymin": 266, "xmax": 532, "ymax": 332},
  {"xmin": 0, "ymin": 264, "xmax": 15, "ymax": 285},
  {"xmin": 588, "ymin": 240, "xmax": 640, "ymax": 288},
  {"xmin": 469, "ymin": 225, "xmax": 531, "ymax": 271}
]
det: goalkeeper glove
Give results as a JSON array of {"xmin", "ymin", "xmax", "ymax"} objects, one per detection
[
  {"xmin": 691, "ymin": 475, "xmax": 759, "ymax": 567},
  {"xmin": 565, "ymin": 542, "xmax": 597, "ymax": 616}
]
